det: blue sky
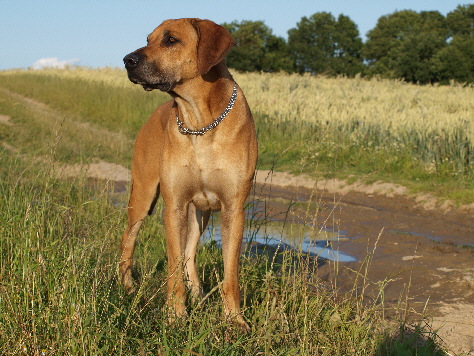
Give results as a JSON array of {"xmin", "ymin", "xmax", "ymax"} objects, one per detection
[{"xmin": 0, "ymin": 0, "xmax": 467, "ymax": 70}]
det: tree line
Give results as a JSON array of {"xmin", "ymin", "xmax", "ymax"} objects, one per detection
[{"xmin": 222, "ymin": 4, "xmax": 474, "ymax": 84}]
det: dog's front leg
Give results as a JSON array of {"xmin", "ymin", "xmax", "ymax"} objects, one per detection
[
  {"xmin": 185, "ymin": 204, "xmax": 211, "ymax": 303},
  {"xmin": 220, "ymin": 205, "xmax": 250, "ymax": 332},
  {"xmin": 163, "ymin": 202, "xmax": 189, "ymax": 321},
  {"xmin": 120, "ymin": 180, "xmax": 159, "ymax": 291}
]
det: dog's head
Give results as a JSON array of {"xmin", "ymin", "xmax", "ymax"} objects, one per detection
[{"xmin": 123, "ymin": 18, "xmax": 235, "ymax": 92}]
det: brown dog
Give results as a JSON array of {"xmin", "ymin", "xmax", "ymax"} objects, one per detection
[{"xmin": 120, "ymin": 18, "xmax": 257, "ymax": 331}]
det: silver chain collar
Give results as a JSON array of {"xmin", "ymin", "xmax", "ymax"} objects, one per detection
[{"xmin": 176, "ymin": 82, "xmax": 237, "ymax": 136}]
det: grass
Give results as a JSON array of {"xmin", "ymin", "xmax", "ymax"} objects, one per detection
[
  {"xmin": 0, "ymin": 68, "xmax": 167, "ymax": 139},
  {"xmin": 0, "ymin": 150, "xmax": 448, "ymax": 355},
  {"xmin": 0, "ymin": 86, "xmax": 133, "ymax": 166},
  {"xmin": 0, "ymin": 67, "xmax": 460, "ymax": 354},
  {"xmin": 1, "ymin": 67, "xmax": 473, "ymax": 205}
]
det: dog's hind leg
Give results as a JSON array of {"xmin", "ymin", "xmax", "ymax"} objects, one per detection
[{"xmin": 184, "ymin": 204, "xmax": 211, "ymax": 303}]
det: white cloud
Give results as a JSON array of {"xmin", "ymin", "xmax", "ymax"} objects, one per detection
[{"xmin": 31, "ymin": 57, "xmax": 81, "ymax": 70}]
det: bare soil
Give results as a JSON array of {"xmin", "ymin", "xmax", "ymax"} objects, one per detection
[{"xmin": 255, "ymin": 170, "xmax": 474, "ymax": 355}]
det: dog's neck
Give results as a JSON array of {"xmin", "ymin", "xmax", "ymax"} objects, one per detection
[{"xmin": 170, "ymin": 62, "xmax": 234, "ymax": 132}]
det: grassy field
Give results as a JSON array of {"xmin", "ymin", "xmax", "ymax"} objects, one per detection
[
  {"xmin": 0, "ymin": 67, "xmax": 463, "ymax": 354},
  {"xmin": 1, "ymin": 67, "xmax": 473, "ymax": 204},
  {"xmin": 0, "ymin": 152, "xmax": 446, "ymax": 355}
]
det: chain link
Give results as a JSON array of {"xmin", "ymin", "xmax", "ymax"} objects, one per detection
[{"xmin": 176, "ymin": 82, "xmax": 237, "ymax": 136}]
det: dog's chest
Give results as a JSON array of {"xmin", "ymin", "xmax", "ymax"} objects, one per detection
[
  {"xmin": 190, "ymin": 154, "xmax": 223, "ymax": 212},
  {"xmin": 186, "ymin": 171, "xmax": 221, "ymax": 212}
]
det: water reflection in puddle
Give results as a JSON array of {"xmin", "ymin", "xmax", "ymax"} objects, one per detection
[
  {"xmin": 389, "ymin": 230, "xmax": 474, "ymax": 249},
  {"xmin": 201, "ymin": 206, "xmax": 357, "ymax": 262}
]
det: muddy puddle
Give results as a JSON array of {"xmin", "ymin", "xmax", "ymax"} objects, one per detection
[
  {"xmin": 251, "ymin": 182, "xmax": 474, "ymax": 317},
  {"xmin": 201, "ymin": 204, "xmax": 357, "ymax": 262}
]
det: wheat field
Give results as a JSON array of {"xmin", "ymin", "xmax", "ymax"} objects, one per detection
[
  {"xmin": 1, "ymin": 67, "xmax": 473, "ymax": 193},
  {"xmin": 235, "ymin": 72, "xmax": 474, "ymax": 175}
]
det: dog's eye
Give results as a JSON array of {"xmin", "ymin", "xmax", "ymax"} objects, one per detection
[{"xmin": 166, "ymin": 36, "xmax": 178, "ymax": 45}]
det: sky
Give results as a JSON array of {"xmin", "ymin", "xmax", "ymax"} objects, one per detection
[{"xmin": 0, "ymin": 0, "xmax": 467, "ymax": 70}]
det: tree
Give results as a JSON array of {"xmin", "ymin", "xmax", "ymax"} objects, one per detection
[
  {"xmin": 333, "ymin": 14, "xmax": 366, "ymax": 75},
  {"xmin": 363, "ymin": 10, "xmax": 448, "ymax": 83},
  {"xmin": 288, "ymin": 12, "xmax": 364, "ymax": 76},
  {"xmin": 395, "ymin": 32, "xmax": 447, "ymax": 83},
  {"xmin": 222, "ymin": 20, "xmax": 293, "ymax": 73},
  {"xmin": 260, "ymin": 35, "xmax": 294, "ymax": 73},
  {"xmin": 446, "ymin": 4, "xmax": 474, "ymax": 37},
  {"xmin": 432, "ymin": 36, "xmax": 474, "ymax": 83},
  {"xmin": 432, "ymin": 5, "xmax": 474, "ymax": 84}
]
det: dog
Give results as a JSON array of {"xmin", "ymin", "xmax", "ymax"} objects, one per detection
[{"xmin": 120, "ymin": 18, "xmax": 257, "ymax": 331}]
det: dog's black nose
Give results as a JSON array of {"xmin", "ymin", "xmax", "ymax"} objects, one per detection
[{"xmin": 123, "ymin": 53, "xmax": 141, "ymax": 69}]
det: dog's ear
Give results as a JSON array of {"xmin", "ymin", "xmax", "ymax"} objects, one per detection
[{"xmin": 192, "ymin": 19, "xmax": 235, "ymax": 75}]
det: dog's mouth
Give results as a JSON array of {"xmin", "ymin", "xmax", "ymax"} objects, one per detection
[
  {"xmin": 124, "ymin": 52, "xmax": 175, "ymax": 92},
  {"xmin": 142, "ymin": 82, "xmax": 173, "ymax": 92},
  {"xmin": 128, "ymin": 76, "xmax": 173, "ymax": 92},
  {"xmin": 124, "ymin": 53, "xmax": 175, "ymax": 92},
  {"xmin": 142, "ymin": 84, "xmax": 155, "ymax": 92}
]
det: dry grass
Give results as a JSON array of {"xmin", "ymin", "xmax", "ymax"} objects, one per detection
[
  {"xmin": 1, "ymin": 66, "xmax": 132, "ymax": 88},
  {"xmin": 234, "ymin": 71, "xmax": 474, "ymax": 175},
  {"xmin": 1, "ymin": 67, "xmax": 473, "ymax": 204}
]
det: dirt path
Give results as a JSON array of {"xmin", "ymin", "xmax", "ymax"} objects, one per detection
[{"xmin": 255, "ymin": 170, "xmax": 474, "ymax": 355}]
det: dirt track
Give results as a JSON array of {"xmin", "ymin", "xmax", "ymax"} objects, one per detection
[{"xmin": 254, "ymin": 171, "xmax": 474, "ymax": 354}]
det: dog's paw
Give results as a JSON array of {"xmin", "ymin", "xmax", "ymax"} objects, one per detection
[
  {"xmin": 226, "ymin": 314, "xmax": 250, "ymax": 333},
  {"xmin": 119, "ymin": 267, "xmax": 135, "ymax": 292},
  {"xmin": 235, "ymin": 318, "xmax": 251, "ymax": 333}
]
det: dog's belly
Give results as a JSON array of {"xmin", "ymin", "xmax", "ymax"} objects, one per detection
[{"xmin": 192, "ymin": 190, "xmax": 221, "ymax": 212}]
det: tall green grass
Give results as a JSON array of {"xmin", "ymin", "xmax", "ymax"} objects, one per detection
[
  {"xmin": 0, "ymin": 149, "xmax": 447, "ymax": 355},
  {"xmin": 0, "ymin": 70, "xmax": 168, "ymax": 137}
]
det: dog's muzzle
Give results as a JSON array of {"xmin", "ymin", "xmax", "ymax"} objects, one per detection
[{"xmin": 123, "ymin": 52, "xmax": 173, "ymax": 92}]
